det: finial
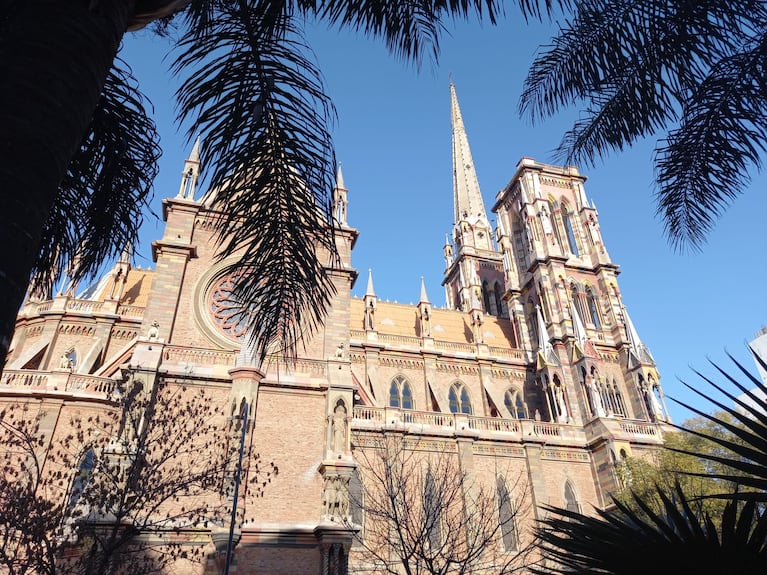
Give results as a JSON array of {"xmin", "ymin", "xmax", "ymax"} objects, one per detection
[
  {"xmin": 365, "ymin": 269, "xmax": 376, "ymax": 296},
  {"xmin": 336, "ymin": 163, "xmax": 346, "ymax": 190},
  {"xmin": 189, "ymin": 135, "xmax": 201, "ymax": 163},
  {"xmin": 419, "ymin": 276, "xmax": 430, "ymax": 304}
]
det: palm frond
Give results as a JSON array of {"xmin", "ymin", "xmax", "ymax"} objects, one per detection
[
  {"xmin": 655, "ymin": 30, "xmax": 767, "ymax": 250},
  {"xmin": 519, "ymin": 0, "xmax": 767, "ymax": 248},
  {"xmin": 665, "ymin": 349, "xmax": 767, "ymax": 497},
  {"xmin": 29, "ymin": 58, "xmax": 160, "ymax": 296},
  {"xmin": 173, "ymin": 1, "xmax": 338, "ymax": 363},
  {"xmin": 536, "ymin": 484, "xmax": 767, "ymax": 575},
  {"xmin": 311, "ymin": 1, "xmax": 517, "ymax": 66}
]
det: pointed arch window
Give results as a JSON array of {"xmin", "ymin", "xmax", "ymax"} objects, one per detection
[
  {"xmin": 504, "ymin": 388, "xmax": 528, "ymax": 419},
  {"xmin": 66, "ymin": 448, "xmax": 95, "ymax": 514},
  {"xmin": 564, "ymin": 480, "xmax": 580, "ymax": 513},
  {"xmin": 482, "ymin": 280, "xmax": 498, "ymax": 315},
  {"xmin": 424, "ymin": 470, "xmax": 442, "ymax": 549},
  {"xmin": 586, "ymin": 287, "xmax": 601, "ymax": 329},
  {"xmin": 448, "ymin": 382, "xmax": 472, "ymax": 414},
  {"xmin": 349, "ymin": 469, "xmax": 364, "ymax": 546},
  {"xmin": 494, "ymin": 282, "xmax": 508, "ymax": 318},
  {"xmin": 496, "ymin": 475, "xmax": 519, "ymax": 551},
  {"xmin": 562, "ymin": 205, "xmax": 579, "ymax": 256},
  {"xmin": 570, "ymin": 284, "xmax": 587, "ymax": 326},
  {"xmin": 389, "ymin": 375, "xmax": 414, "ymax": 409},
  {"xmin": 549, "ymin": 200, "xmax": 564, "ymax": 248}
]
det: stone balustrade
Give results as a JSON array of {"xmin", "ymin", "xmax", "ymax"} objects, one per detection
[{"xmin": 0, "ymin": 370, "xmax": 116, "ymax": 399}]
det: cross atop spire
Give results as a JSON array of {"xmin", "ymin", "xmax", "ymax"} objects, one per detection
[{"xmin": 450, "ymin": 83, "xmax": 488, "ymax": 227}]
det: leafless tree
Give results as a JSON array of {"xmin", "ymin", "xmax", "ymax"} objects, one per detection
[
  {"xmin": 348, "ymin": 434, "xmax": 535, "ymax": 575},
  {"xmin": 0, "ymin": 372, "xmax": 277, "ymax": 575}
]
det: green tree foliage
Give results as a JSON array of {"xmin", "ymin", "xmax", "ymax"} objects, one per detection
[
  {"xmin": 519, "ymin": 0, "xmax": 767, "ymax": 250},
  {"xmin": 613, "ymin": 412, "xmax": 757, "ymax": 523},
  {"xmin": 535, "ymin": 350, "xmax": 767, "ymax": 575}
]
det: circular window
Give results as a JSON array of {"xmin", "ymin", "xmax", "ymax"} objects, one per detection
[{"xmin": 208, "ymin": 270, "xmax": 251, "ymax": 341}]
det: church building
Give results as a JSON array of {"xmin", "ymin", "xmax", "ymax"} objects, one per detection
[{"xmin": 2, "ymin": 85, "xmax": 670, "ymax": 574}]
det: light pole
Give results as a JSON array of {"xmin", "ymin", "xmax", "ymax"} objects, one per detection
[{"xmin": 223, "ymin": 400, "xmax": 249, "ymax": 575}]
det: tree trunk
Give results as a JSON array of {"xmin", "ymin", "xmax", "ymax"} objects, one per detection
[{"xmin": 0, "ymin": 0, "xmax": 136, "ymax": 370}]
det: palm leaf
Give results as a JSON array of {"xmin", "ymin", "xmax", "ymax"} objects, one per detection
[
  {"xmin": 173, "ymin": 1, "xmax": 338, "ymax": 362},
  {"xmin": 655, "ymin": 31, "xmax": 767, "ymax": 250},
  {"xmin": 29, "ymin": 58, "xmax": 160, "ymax": 297},
  {"xmin": 536, "ymin": 484, "xmax": 767, "ymax": 575},
  {"xmin": 664, "ymin": 349, "xmax": 767, "ymax": 497},
  {"xmin": 518, "ymin": 0, "xmax": 767, "ymax": 248}
]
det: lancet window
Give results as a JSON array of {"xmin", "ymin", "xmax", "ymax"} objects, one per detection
[
  {"xmin": 448, "ymin": 382, "xmax": 472, "ymax": 414},
  {"xmin": 389, "ymin": 375, "xmax": 414, "ymax": 410}
]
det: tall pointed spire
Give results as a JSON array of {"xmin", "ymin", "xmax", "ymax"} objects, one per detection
[
  {"xmin": 419, "ymin": 276, "xmax": 430, "ymax": 304},
  {"xmin": 178, "ymin": 137, "xmax": 201, "ymax": 201},
  {"xmin": 365, "ymin": 269, "xmax": 376, "ymax": 296},
  {"xmin": 623, "ymin": 305, "xmax": 655, "ymax": 364},
  {"xmin": 333, "ymin": 163, "xmax": 348, "ymax": 225},
  {"xmin": 450, "ymin": 83, "xmax": 488, "ymax": 226}
]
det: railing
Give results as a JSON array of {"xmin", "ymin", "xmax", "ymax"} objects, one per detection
[
  {"xmin": 486, "ymin": 346, "xmax": 526, "ymax": 360},
  {"xmin": 65, "ymin": 300, "xmax": 104, "ymax": 314},
  {"xmin": 377, "ymin": 333, "xmax": 423, "ymax": 347},
  {"xmin": 468, "ymin": 415, "xmax": 521, "ymax": 433},
  {"xmin": 619, "ymin": 421, "xmax": 660, "ymax": 437},
  {"xmin": 433, "ymin": 341, "xmax": 476, "ymax": 354},
  {"xmin": 116, "ymin": 304, "xmax": 145, "ymax": 318},
  {"xmin": 353, "ymin": 406, "xmax": 526, "ymax": 436},
  {"xmin": 528, "ymin": 422, "xmax": 562, "ymax": 437},
  {"xmin": 163, "ymin": 346, "xmax": 237, "ymax": 367},
  {"xmin": 1, "ymin": 370, "xmax": 116, "ymax": 398}
]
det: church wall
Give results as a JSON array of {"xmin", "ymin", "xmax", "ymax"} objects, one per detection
[
  {"xmin": 234, "ymin": 546, "xmax": 320, "ymax": 575},
  {"xmin": 537, "ymin": 450, "xmax": 600, "ymax": 510},
  {"xmin": 244, "ymin": 386, "xmax": 326, "ymax": 523}
]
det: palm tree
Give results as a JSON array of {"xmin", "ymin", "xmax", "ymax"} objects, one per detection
[
  {"xmin": 535, "ymin": 350, "xmax": 767, "ymax": 574},
  {"xmin": 2, "ymin": 0, "xmax": 576, "ymax": 371},
  {"xmin": 519, "ymin": 0, "xmax": 767, "ymax": 251}
]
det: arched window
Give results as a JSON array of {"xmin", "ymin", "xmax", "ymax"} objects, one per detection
[
  {"xmin": 349, "ymin": 470, "xmax": 364, "ymax": 546},
  {"xmin": 448, "ymin": 382, "xmax": 472, "ymax": 414},
  {"xmin": 564, "ymin": 480, "xmax": 580, "ymax": 513},
  {"xmin": 586, "ymin": 288, "xmax": 601, "ymax": 329},
  {"xmin": 610, "ymin": 380, "xmax": 627, "ymax": 417},
  {"xmin": 570, "ymin": 284, "xmax": 587, "ymax": 326},
  {"xmin": 494, "ymin": 282, "xmax": 508, "ymax": 318},
  {"xmin": 496, "ymin": 475, "xmax": 519, "ymax": 551},
  {"xmin": 549, "ymin": 200, "xmax": 564, "ymax": 248},
  {"xmin": 66, "ymin": 448, "xmax": 95, "ymax": 514},
  {"xmin": 402, "ymin": 381, "xmax": 413, "ymax": 410},
  {"xmin": 424, "ymin": 470, "xmax": 442, "ymax": 549},
  {"xmin": 562, "ymin": 204, "xmax": 579, "ymax": 256},
  {"xmin": 389, "ymin": 381, "xmax": 400, "ymax": 408},
  {"xmin": 389, "ymin": 375, "xmax": 414, "ymax": 409},
  {"xmin": 504, "ymin": 388, "xmax": 528, "ymax": 419}
]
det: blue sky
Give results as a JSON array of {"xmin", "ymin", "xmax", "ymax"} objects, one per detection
[{"xmin": 121, "ymin": 13, "xmax": 767, "ymax": 423}]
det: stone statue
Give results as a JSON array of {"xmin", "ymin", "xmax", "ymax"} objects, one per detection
[
  {"xmin": 554, "ymin": 385, "xmax": 568, "ymax": 423},
  {"xmin": 322, "ymin": 475, "xmax": 338, "ymax": 517},
  {"xmin": 587, "ymin": 376, "xmax": 606, "ymax": 418},
  {"xmin": 539, "ymin": 206, "xmax": 553, "ymax": 235},
  {"xmin": 420, "ymin": 306, "xmax": 431, "ymax": 337},
  {"xmin": 647, "ymin": 385, "xmax": 665, "ymax": 421},
  {"xmin": 364, "ymin": 299, "xmax": 376, "ymax": 330},
  {"xmin": 332, "ymin": 402, "xmax": 347, "ymax": 454},
  {"xmin": 147, "ymin": 320, "xmax": 160, "ymax": 340}
]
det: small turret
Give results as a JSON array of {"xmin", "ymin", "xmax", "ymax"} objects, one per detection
[{"xmin": 177, "ymin": 137, "xmax": 201, "ymax": 201}]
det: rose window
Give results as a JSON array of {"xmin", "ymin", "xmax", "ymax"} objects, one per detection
[{"xmin": 207, "ymin": 271, "xmax": 251, "ymax": 341}]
